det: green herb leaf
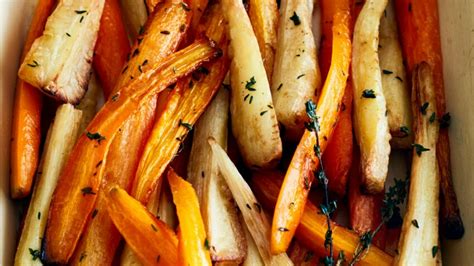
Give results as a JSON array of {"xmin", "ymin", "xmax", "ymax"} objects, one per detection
[
  {"xmin": 86, "ymin": 131, "xmax": 106, "ymax": 144},
  {"xmin": 411, "ymin": 219, "xmax": 419, "ymax": 228},
  {"xmin": 420, "ymin": 102, "xmax": 429, "ymax": 115},
  {"xmin": 432, "ymin": 245, "xmax": 439, "ymax": 258},
  {"xmin": 400, "ymin": 126, "xmax": 410, "ymax": 136},
  {"xmin": 27, "ymin": 60, "xmax": 40, "ymax": 68},
  {"xmin": 37, "ymin": 212, "xmax": 41, "ymax": 220},
  {"xmin": 362, "ymin": 89, "xmax": 376, "ymax": 98},
  {"xmin": 204, "ymin": 238, "xmax": 210, "ymax": 250},
  {"xmin": 289, "ymin": 12, "xmax": 301, "ymax": 26},
  {"xmin": 429, "ymin": 112, "xmax": 436, "ymax": 123},
  {"xmin": 151, "ymin": 224, "xmax": 158, "ymax": 232},
  {"xmin": 439, "ymin": 112, "xmax": 451, "ymax": 128},
  {"xmin": 81, "ymin": 187, "xmax": 96, "ymax": 196},
  {"xmin": 75, "ymin": 10, "xmax": 87, "ymax": 14},
  {"xmin": 245, "ymin": 76, "xmax": 257, "ymax": 91},
  {"xmin": 29, "ymin": 248, "xmax": 41, "ymax": 261},
  {"xmin": 178, "ymin": 119, "xmax": 193, "ymax": 131},
  {"xmin": 412, "ymin": 143, "xmax": 430, "ymax": 156},
  {"xmin": 382, "ymin": 69, "xmax": 393, "ymax": 75},
  {"xmin": 297, "ymin": 74, "xmax": 305, "ymax": 79}
]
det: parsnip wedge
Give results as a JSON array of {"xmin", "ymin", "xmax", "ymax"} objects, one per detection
[
  {"xmin": 242, "ymin": 220, "xmax": 264, "ymax": 266},
  {"xmin": 248, "ymin": 0, "xmax": 279, "ymax": 79},
  {"xmin": 395, "ymin": 63, "xmax": 440, "ymax": 265},
  {"xmin": 222, "ymin": 0, "xmax": 282, "ymax": 169},
  {"xmin": 188, "ymin": 86, "xmax": 246, "ymax": 263},
  {"xmin": 379, "ymin": 0, "xmax": 412, "ymax": 149},
  {"xmin": 352, "ymin": 0, "xmax": 390, "ymax": 193},
  {"xmin": 209, "ymin": 139, "xmax": 293, "ymax": 266},
  {"xmin": 77, "ymin": 73, "xmax": 100, "ymax": 132},
  {"xmin": 14, "ymin": 104, "xmax": 83, "ymax": 266},
  {"xmin": 271, "ymin": 0, "xmax": 321, "ymax": 139},
  {"xmin": 18, "ymin": 0, "xmax": 105, "ymax": 104}
]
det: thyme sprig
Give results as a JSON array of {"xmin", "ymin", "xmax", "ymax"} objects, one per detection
[
  {"xmin": 349, "ymin": 177, "xmax": 409, "ymax": 265},
  {"xmin": 305, "ymin": 100, "xmax": 335, "ymax": 265}
]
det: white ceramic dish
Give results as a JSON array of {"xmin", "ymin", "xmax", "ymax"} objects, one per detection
[{"xmin": 1, "ymin": 0, "xmax": 473, "ymax": 265}]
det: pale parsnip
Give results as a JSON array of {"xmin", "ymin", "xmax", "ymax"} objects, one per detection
[
  {"xmin": 248, "ymin": 0, "xmax": 279, "ymax": 79},
  {"xmin": 352, "ymin": 0, "xmax": 390, "ymax": 193},
  {"xmin": 209, "ymin": 139, "xmax": 293, "ymax": 266},
  {"xmin": 271, "ymin": 0, "xmax": 321, "ymax": 139},
  {"xmin": 222, "ymin": 0, "xmax": 282, "ymax": 169},
  {"xmin": 188, "ymin": 87, "xmax": 246, "ymax": 262},
  {"xmin": 379, "ymin": 0, "xmax": 413, "ymax": 149},
  {"xmin": 312, "ymin": 0, "xmax": 322, "ymax": 52},
  {"xmin": 18, "ymin": 0, "xmax": 105, "ymax": 104},
  {"xmin": 395, "ymin": 63, "xmax": 440, "ymax": 266},
  {"xmin": 120, "ymin": 0, "xmax": 148, "ymax": 41},
  {"xmin": 14, "ymin": 104, "xmax": 83, "ymax": 265}
]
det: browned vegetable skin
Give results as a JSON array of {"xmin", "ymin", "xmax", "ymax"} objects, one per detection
[
  {"xmin": 394, "ymin": 62, "xmax": 440, "ymax": 265},
  {"xmin": 18, "ymin": 0, "xmax": 105, "ymax": 104}
]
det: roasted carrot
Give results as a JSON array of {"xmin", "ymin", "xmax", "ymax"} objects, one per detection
[
  {"xmin": 348, "ymin": 150, "xmax": 387, "ymax": 249},
  {"xmin": 106, "ymin": 186, "xmax": 178, "ymax": 265},
  {"xmin": 395, "ymin": 0, "xmax": 464, "ymax": 239},
  {"xmin": 69, "ymin": 5, "xmax": 190, "ymax": 263},
  {"xmin": 252, "ymin": 171, "xmax": 393, "ymax": 265},
  {"xmin": 10, "ymin": 0, "xmax": 56, "ymax": 199},
  {"xmin": 146, "ymin": 0, "xmax": 162, "ymax": 12},
  {"xmin": 42, "ymin": 40, "xmax": 220, "ymax": 264},
  {"xmin": 248, "ymin": 0, "xmax": 279, "ymax": 78},
  {"xmin": 93, "ymin": 0, "xmax": 131, "ymax": 98},
  {"xmin": 132, "ymin": 6, "xmax": 228, "ymax": 204},
  {"xmin": 168, "ymin": 168, "xmax": 212, "ymax": 266},
  {"xmin": 271, "ymin": 1, "xmax": 351, "ymax": 253},
  {"xmin": 323, "ymin": 84, "xmax": 353, "ymax": 197}
]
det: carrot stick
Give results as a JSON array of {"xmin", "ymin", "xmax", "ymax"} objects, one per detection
[
  {"xmin": 93, "ymin": 0, "xmax": 131, "ymax": 98},
  {"xmin": 323, "ymin": 84, "xmax": 353, "ymax": 197},
  {"xmin": 10, "ymin": 0, "xmax": 56, "ymax": 199},
  {"xmin": 252, "ymin": 171, "xmax": 393, "ymax": 265},
  {"xmin": 271, "ymin": 1, "xmax": 351, "ymax": 253},
  {"xmin": 106, "ymin": 186, "xmax": 178, "ymax": 265},
  {"xmin": 348, "ymin": 150, "xmax": 387, "ymax": 249},
  {"xmin": 168, "ymin": 168, "xmax": 212, "ymax": 266},
  {"xmin": 42, "ymin": 40, "xmax": 220, "ymax": 264},
  {"xmin": 69, "ymin": 4, "xmax": 190, "ymax": 264},
  {"xmin": 132, "ymin": 6, "xmax": 228, "ymax": 204},
  {"xmin": 395, "ymin": 0, "xmax": 464, "ymax": 240}
]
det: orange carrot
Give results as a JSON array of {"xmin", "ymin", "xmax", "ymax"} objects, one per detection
[
  {"xmin": 323, "ymin": 84, "xmax": 353, "ymax": 197},
  {"xmin": 252, "ymin": 171, "xmax": 393, "ymax": 265},
  {"xmin": 271, "ymin": 1, "xmax": 351, "ymax": 253},
  {"xmin": 93, "ymin": 0, "xmax": 130, "ymax": 98},
  {"xmin": 132, "ymin": 6, "xmax": 228, "ymax": 204},
  {"xmin": 10, "ymin": 0, "xmax": 56, "ymax": 199},
  {"xmin": 106, "ymin": 186, "xmax": 178, "ymax": 265},
  {"xmin": 395, "ymin": 0, "xmax": 464, "ymax": 239},
  {"xmin": 348, "ymin": 151, "xmax": 387, "ymax": 249},
  {"xmin": 168, "ymin": 168, "xmax": 212, "ymax": 266},
  {"xmin": 70, "ymin": 4, "xmax": 190, "ymax": 264},
  {"xmin": 42, "ymin": 40, "xmax": 219, "ymax": 264}
]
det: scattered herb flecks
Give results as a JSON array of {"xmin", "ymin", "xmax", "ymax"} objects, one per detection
[
  {"xmin": 290, "ymin": 11, "xmax": 301, "ymax": 26},
  {"xmin": 81, "ymin": 187, "xmax": 96, "ymax": 196},
  {"xmin": 29, "ymin": 248, "xmax": 41, "ymax": 261},
  {"xmin": 178, "ymin": 119, "xmax": 193, "ymax": 131},
  {"xmin": 412, "ymin": 143, "xmax": 430, "ymax": 156},
  {"xmin": 420, "ymin": 102, "xmax": 429, "ymax": 115},
  {"xmin": 86, "ymin": 131, "xmax": 105, "ymax": 144},
  {"xmin": 411, "ymin": 219, "xmax": 419, "ymax": 228},
  {"xmin": 362, "ymin": 89, "xmax": 376, "ymax": 98}
]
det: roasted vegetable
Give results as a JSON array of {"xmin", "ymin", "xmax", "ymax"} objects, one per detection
[
  {"xmin": 223, "ymin": 0, "xmax": 282, "ymax": 169},
  {"xmin": 18, "ymin": 0, "xmax": 105, "ymax": 103},
  {"xmin": 272, "ymin": 2, "xmax": 351, "ymax": 253},
  {"xmin": 14, "ymin": 104, "xmax": 82, "ymax": 266},
  {"xmin": 107, "ymin": 186, "xmax": 178, "ymax": 265},
  {"xmin": 395, "ymin": 63, "xmax": 440, "ymax": 265},
  {"xmin": 271, "ymin": 0, "xmax": 321, "ymax": 139},
  {"xmin": 10, "ymin": 0, "xmax": 55, "ymax": 199},
  {"xmin": 187, "ymin": 86, "xmax": 246, "ymax": 263},
  {"xmin": 379, "ymin": 0, "xmax": 412, "ymax": 148},
  {"xmin": 120, "ymin": 0, "xmax": 148, "ymax": 40},
  {"xmin": 352, "ymin": 0, "xmax": 390, "ymax": 193}
]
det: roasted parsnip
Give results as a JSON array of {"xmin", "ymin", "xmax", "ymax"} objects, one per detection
[
  {"xmin": 222, "ymin": 0, "xmax": 282, "ymax": 169},
  {"xmin": 209, "ymin": 139, "xmax": 293, "ymax": 265},
  {"xmin": 242, "ymin": 220, "xmax": 264, "ymax": 266},
  {"xmin": 271, "ymin": 0, "xmax": 321, "ymax": 139},
  {"xmin": 120, "ymin": 0, "xmax": 148, "ymax": 40},
  {"xmin": 395, "ymin": 63, "xmax": 440, "ymax": 265},
  {"xmin": 379, "ymin": 0, "xmax": 412, "ymax": 148},
  {"xmin": 14, "ymin": 104, "xmax": 83, "ymax": 266},
  {"xmin": 76, "ymin": 73, "xmax": 100, "ymax": 132},
  {"xmin": 18, "ymin": 0, "xmax": 105, "ymax": 104},
  {"xmin": 106, "ymin": 187, "xmax": 178, "ymax": 265},
  {"xmin": 43, "ymin": 40, "xmax": 219, "ymax": 264},
  {"xmin": 248, "ymin": 0, "xmax": 279, "ymax": 78},
  {"xmin": 187, "ymin": 86, "xmax": 246, "ymax": 262},
  {"xmin": 352, "ymin": 0, "xmax": 390, "ymax": 193}
]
